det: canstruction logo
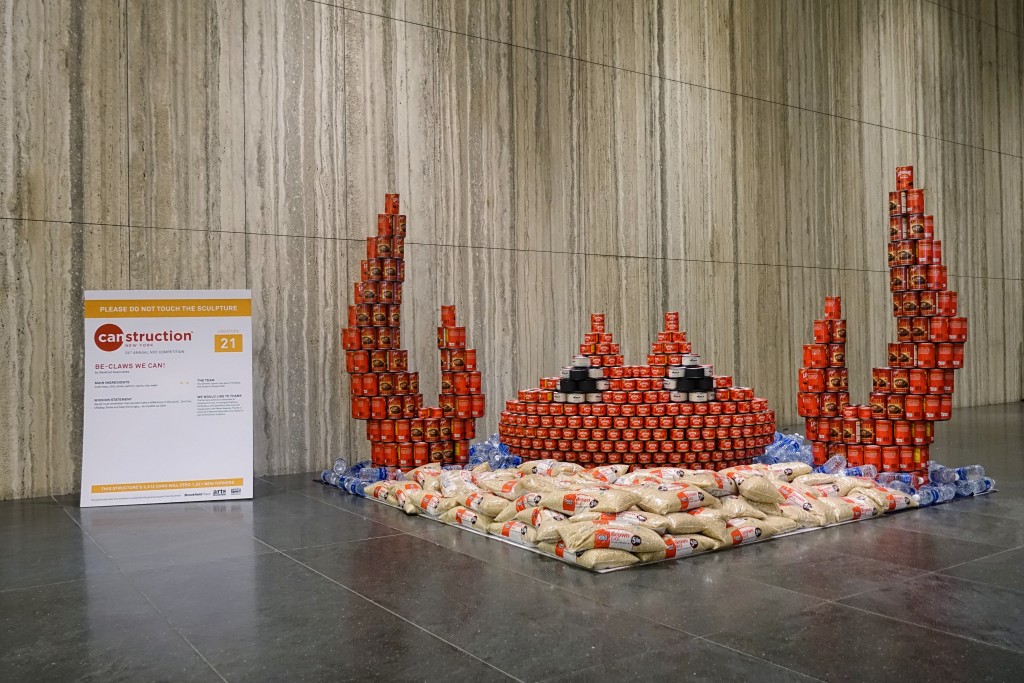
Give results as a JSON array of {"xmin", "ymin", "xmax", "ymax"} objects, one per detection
[{"xmin": 93, "ymin": 323, "xmax": 193, "ymax": 352}]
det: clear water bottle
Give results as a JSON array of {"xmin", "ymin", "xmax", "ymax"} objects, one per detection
[
  {"xmin": 842, "ymin": 465, "xmax": 878, "ymax": 479},
  {"xmin": 877, "ymin": 472, "xmax": 925, "ymax": 487},
  {"xmin": 928, "ymin": 462, "xmax": 958, "ymax": 485},
  {"xmin": 915, "ymin": 486, "xmax": 941, "ymax": 507},
  {"xmin": 955, "ymin": 465, "xmax": 986, "ymax": 481},
  {"xmin": 935, "ymin": 483, "xmax": 956, "ymax": 503},
  {"xmin": 814, "ymin": 455, "xmax": 847, "ymax": 475},
  {"xmin": 320, "ymin": 470, "xmax": 332, "ymax": 484},
  {"xmin": 326, "ymin": 471, "xmax": 340, "ymax": 487},
  {"xmin": 954, "ymin": 479, "xmax": 977, "ymax": 497},
  {"xmin": 358, "ymin": 467, "xmax": 387, "ymax": 482},
  {"xmin": 886, "ymin": 480, "xmax": 916, "ymax": 495},
  {"xmin": 977, "ymin": 477, "xmax": 995, "ymax": 494},
  {"xmin": 333, "ymin": 458, "xmax": 349, "ymax": 476}
]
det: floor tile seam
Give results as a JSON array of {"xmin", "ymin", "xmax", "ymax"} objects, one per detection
[
  {"xmin": 830, "ymin": 601, "xmax": 1024, "ymax": 655},
  {"xmin": 281, "ymin": 487, "xmax": 415, "ymax": 534},
  {"xmin": 693, "ymin": 636, "xmax": 829, "ymax": 683},
  {"xmin": 278, "ymin": 551, "xmax": 525, "ymax": 683},
  {"xmin": 0, "ymin": 577, "xmax": 91, "ymax": 595},
  {"xmin": 314, "ymin": 0, "xmax": 1024, "ymax": 162},
  {"xmin": 824, "ymin": 565, "xmax": 947, "ymax": 603},
  {"xmin": 128, "ymin": 579, "xmax": 231, "ymax": 683},
  {"xmin": 928, "ymin": 542, "xmax": 1024, "ymax": 576},
  {"xmin": 927, "ymin": 567, "xmax": 1024, "ymax": 595},
  {"xmin": 530, "ymin": 642, "xmax": 705, "ymax": 683},
  {"xmin": 281, "ymin": 531, "xmax": 408, "ymax": 552},
  {"xmin": 869, "ymin": 519, "xmax": 1022, "ymax": 550},
  {"xmin": 14, "ymin": 218, "xmax": 1024, "ymax": 285}
]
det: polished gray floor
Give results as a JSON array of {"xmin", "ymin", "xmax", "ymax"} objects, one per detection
[{"xmin": 2, "ymin": 403, "xmax": 1024, "ymax": 682}]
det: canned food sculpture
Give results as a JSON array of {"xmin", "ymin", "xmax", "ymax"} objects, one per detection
[
  {"xmin": 798, "ymin": 166, "xmax": 968, "ymax": 474},
  {"xmin": 498, "ymin": 312, "xmax": 777, "ymax": 469},
  {"xmin": 341, "ymin": 194, "xmax": 485, "ymax": 468}
]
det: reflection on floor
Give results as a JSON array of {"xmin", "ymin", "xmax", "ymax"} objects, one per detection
[{"xmin": 2, "ymin": 402, "xmax": 1023, "ymax": 681}]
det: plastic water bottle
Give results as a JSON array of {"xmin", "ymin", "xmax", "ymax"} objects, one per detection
[
  {"xmin": 358, "ymin": 467, "xmax": 388, "ymax": 482},
  {"xmin": 885, "ymin": 480, "xmax": 916, "ymax": 495},
  {"xmin": 915, "ymin": 486, "xmax": 941, "ymax": 506},
  {"xmin": 935, "ymin": 483, "xmax": 956, "ymax": 502},
  {"xmin": 877, "ymin": 472, "xmax": 925, "ymax": 488},
  {"xmin": 320, "ymin": 470, "xmax": 332, "ymax": 484},
  {"xmin": 842, "ymin": 465, "xmax": 878, "ymax": 479},
  {"xmin": 955, "ymin": 465, "xmax": 986, "ymax": 481},
  {"xmin": 333, "ymin": 458, "xmax": 349, "ymax": 476},
  {"xmin": 814, "ymin": 455, "xmax": 847, "ymax": 475},
  {"xmin": 928, "ymin": 462, "xmax": 958, "ymax": 485},
  {"xmin": 978, "ymin": 477, "xmax": 995, "ymax": 494}
]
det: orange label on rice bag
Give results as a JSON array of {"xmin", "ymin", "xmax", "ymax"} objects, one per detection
[
  {"xmin": 729, "ymin": 526, "xmax": 762, "ymax": 545},
  {"xmin": 593, "ymin": 527, "xmax": 646, "ymax": 551},
  {"xmin": 562, "ymin": 493, "xmax": 598, "ymax": 513},
  {"xmin": 514, "ymin": 493, "xmax": 543, "ymax": 512}
]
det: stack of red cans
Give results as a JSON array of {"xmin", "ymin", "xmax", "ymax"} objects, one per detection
[
  {"xmin": 498, "ymin": 312, "xmax": 776, "ymax": 470},
  {"xmin": 341, "ymin": 195, "xmax": 485, "ymax": 469},
  {"xmin": 797, "ymin": 166, "xmax": 969, "ymax": 476}
]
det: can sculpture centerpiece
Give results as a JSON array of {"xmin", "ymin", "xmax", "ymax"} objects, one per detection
[
  {"xmin": 341, "ymin": 194, "xmax": 486, "ymax": 469},
  {"xmin": 797, "ymin": 166, "xmax": 968, "ymax": 474},
  {"xmin": 499, "ymin": 312, "xmax": 776, "ymax": 469}
]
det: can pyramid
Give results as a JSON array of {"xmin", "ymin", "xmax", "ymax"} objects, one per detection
[
  {"xmin": 797, "ymin": 166, "xmax": 969, "ymax": 474},
  {"xmin": 499, "ymin": 312, "xmax": 776, "ymax": 469},
  {"xmin": 341, "ymin": 194, "xmax": 485, "ymax": 469}
]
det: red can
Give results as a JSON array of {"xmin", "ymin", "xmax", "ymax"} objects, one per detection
[
  {"xmin": 927, "ymin": 317, "xmax": 948, "ymax": 342},
  {"xmin": 919, "ymin": 291, "xmax": 937, "ymax": 316},
  {"xmin": 800, "ymin": 368, "xmax": 826, "ymax": 393},
  {"xmin": 906, "ymin": 189, "xmax": 925, "ymax": 214},
  {"xmin": 895, "ymin": 241, "xmax": 915, "ymax": 266},
  {"xmin": 948, "ymin": 317, "xmax": 968, "ymax": 342},
  {"xmin": 370, "ymin": 396, "xmax": 388, "ymax": 419},
  {"xmin": 887, "ymin": 394, "xmax": 905, "ymax": 419},
  {"xmin": 342, "ymin": 328, "xmax": 360, "ymax": 350},
  {"xmin": 351, "ymin": 397, "xmax": 371, "ymax": 420},
  {"xmin": 927, "ymin": 265, "xmax": 946, "ymax": 291},
  {"xmin": 936, "ymin": 343, "xmax": 954, "ymax": 368},
  {"xmin": 813, "ymin": 320, "xmax": 831, "ymax": 343},
  {"xmin": 821, "ymin": 394, "xmax": 839, "ymax": 417},
  {"xmin": 824, "ymin": 296, "xmax": 842, "ymax": 320},
  {"xmin": 892, "ymin": 369, "xmax": 910, "ymax": 393},
  {"xmin": 393, "ymin": 214, "xmax": 407, "ymax": 238},
  {"xmin": 939, "ymin": 395, "xmax": 952, "ymax": 420},
  {"xmin": 873, "ymin": 367, "xmax": 892, "ymax": 391},
  {"xmin": 456, "ymin": 396, "xmax": 472, "ymax": 419},
  {"xmin": 916, "ymin": 343, "xmax": 936, "ymax": 368},
  {"xmin": 803, "ymin": 344, "xmax": 829, "ymax": 368},
  {"xmin": 936, "ymin": 290, "xmax": 957, "ymax": 317},
  {"xmin": 888, "ymin": 191, "xmax": 904, "ymax": 215},
  {"xmin": 951, "ymin": 343, "xmax": 965, "ymax": 368},
  {"xmin": 908, "ymin": 214, "xmax": 925, "ymax": 239},
  {"xmin": 882, "ymin": 446, "xmax": 899, "ymax": 472},
  {"xmin": 924, "ymin": 395, "xmax": 941, "ymax": 420},
  {"xmin": 798, "ymin": 393, "xmax": 821, "ymax": 417},
  {"xmin": 905, "ymin": 395, "xmax": 924, "ymax": 420},
  {"xmin": 887, "ymin": 343, "xmax": 900, "ymax": 366},
  {"xmin": 915, "ymin": 239, "xmax": 933, "ymax": 264},
  {"xmin": 874, "ymin": 419, "xmax": 893, "ymax": 444},
  {"xmin": 908, "ymin": 368, "xmax": 928, "ymax": 394},
  {"xmin": 908, "ymin": 265, "xmax": 928, "ymax": 290},
  {"xmin": 894, "ymin": 420, "xmax": 912, "ymax": 445},
  {"xmin": 859, "ymin": 419, "xmax": 875, "ymax": 442},
  {"xmin": 895, "ymin": 319, "xmax": 911, "ymax": 343},
  {"xmin": 828, "ymin": 344, "xmax": 846, "ymax": 367},
  {"xmin": 346, "ymin": 350, "xmax": 370, "ymax": 373},
  {"xmin": 900, "ymin": 291, "xmax": 919, "ymax": 317},
  {"xmin": 831, "ymin": 320, "xmax": 846, "ymax": 343},
  {"xmin": 911, "ymin": 317, "xmax": 928, "ymax": 342},
  {"xmin": 923, "ymin": 216, "xmax": 935, "ymax": 241},
  {"xmin": 889, "ymin": 216, "xmax": 906, "ymax": 241},
  {"xmin": 892, "ymin": 293, "xmax": 901, "ymax": 317},
  {"xmin": 896, "ymin": 166, "xmax": 914, "ymax": 190},
  {"xmin": 899, "ymin": 343, "xmax": 916, "ymax": 368},
  {"xmin": 825, "ymin": 368, "xmax": 846, "ymax": 391},
  {"xmin": 376, "ymin": 373, "xmax": 393, "ymax": 395},
  {"xmin": 890, "ymin": 267, "xmax": 907, "ymax": 292},
  {"xmin": 842, "ymin": 418, "xmax": 860, "ymax": 444},
  {"xmin": 472, "ymin": 395, "xmax": 485, "ymax": 418},
  {"xmin": 864, "ymin": 445, "xmax": 882, "ymax": 468},
  {"xmin": 887, "ymin": 242, "xmax": 899, "ymax": 268}
]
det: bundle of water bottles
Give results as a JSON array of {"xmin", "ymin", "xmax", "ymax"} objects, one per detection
[
  {"xmin": 321, "ymin": 434, "xmax": 523, "ymax": 496},
  {"xmin": 755, "ymin": 432, "xmax": 993, "ymax": 507}
]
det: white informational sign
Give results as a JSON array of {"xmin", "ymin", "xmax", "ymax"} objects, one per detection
[{"xmin": 80, "ymin": 290, "xmax": 253, "ymax": 507}]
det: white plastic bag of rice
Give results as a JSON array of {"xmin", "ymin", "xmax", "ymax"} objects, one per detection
[
  {"xmin": 615, "ymin": 472, "xmax": 666, "ymax": 487},
  {"xmin": 571, "ymin": 509, "xmax": 670, "ymax": 534},
  {"xmin": 746, "ymin": 499, "xmax": 782, "ymax": 517},
  {"xmin": 441, "ymin": 506, "xmax": 493, "ymax": 531},
  {"xmin": 540, "ymin": 489, "xmax": 639, "ymax": 515},
  {"xmin": 779, "ymin": 503, "xmax": 826, "ymax": 528},
  {"xmin": 477, "ymin": 475, "xmax": 526, "ymax": 501},
  {"xmin": 488, "ymin": 520, "xmax": 539, "ymax": 546},
  {"xmin": 402, "ymin": 489, "xmax": 456, "ymax": 517},
  {"xmin": 806, "ymin": 482, "xmax": 844, "ymax": 498},
  {"xmin": 493, "ymin": 492, "xmax": 546, "ymax": 522},
  {"xmin": 683, "ymin": 471, "xmax": 739, "ymax": 497},
  {"xmin": 664, "ymin": 508, "xmax": 729, "ymax": 541},
  {"xmin": 757, "ymin": 515, "xmax": 800, "ymax": 535},
  {"xmin": 833, "ymin": 476, "xmax": 874, "ymax": 497},
  {"xmin": 558, "ymin": 522, "xmax": 666, "ymax": 553},
  {"xmin": 840, "ymin": 492, "xmax": 884, "ymax": 519},
  {"xmin": 535, "ymin": 518, "xmax": 575, "ymax": 543},
  {"xmin": 767, "ymin": 462, "xmax": 812, "ymax": 482},
  {"xmin": 851, "ymin": 485, "xmax": 917, "ymax": 512},
  {"xmin": 457, "ymin": 490, "xmax": 511, "ymax": 518},
  {"xmin": 815, "ymin": 497, "xmax": 857, "ymax": 523},
  {"xmin": 363, "ymin": 481, "xmax": 393, "ymax": 502},
  {"xmin": 393, "ymin": 482, "xmax": 423, "ymax": 508},
  {"xmin": 539, "ymin": 541, "xmax": 639, "ymax": 570},
  {"xmin": 517, "ymin": 460, "xmax": 584, "ymax": 477},
  {"xmin": 724, "ymin": 517, "xmax": 772, "ymax": 545},
  {"xmin": 583, "ymin": 464, "xmax": 631, "ymax": 484},
  {"xmin": 407, "ymin": 463, "xmax": 443, "ymax": 483},
  {"xmin": 644, "ymin": 467, "xmax": 690, "ymax": 481},
  {"xmin": 515, "ymin": 507, "xmax": 567, "ymax": 527},
  {"xmin": 439, "ymin": 469, "xmax": 480, "ymax": 496},
  {"xmin": 636, "ymin": 483, "xmax": 720, "ymax": 515},
  {"xmin": 517, "ymin": 474, "xmax": 565, "ymax": 493},
  {"xmin": 793, "ymin": 473, "xmax": 836, "ymax": 487},
  {"xmin": 735, "ymin": 475, "xmax": 786, "ymax": 505},
  {"xmin": 719, "ymin": 495, "xmax": 767, "ymax": 520},
  {"xmin": 636, "ymin": 534, "xmax": 719, "ymax": 561}
]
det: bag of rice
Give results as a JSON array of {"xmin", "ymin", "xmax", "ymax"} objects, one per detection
[
  {"xmin": 408, "ymin": 463, "xmax": 443, "ymax": 483},
  {"xmin": 583, "ymin": 464, "xmax": 631, "ymax": 484},
  {"xmin": 558, "ymin": 522, "xmax": 666, "ymax": 553},
  {"xmin": 851, "ymin": 485, "xmax": 917, "ymax": 512},
  {"xmin": 518, "ymin": 474, "xmax": 564, "ymax": 493},
  {"xmin": 635, "ymin": 534, "xmax": 719, "ymax": 561},
  {"xmin": 571, "ymin": 510, "xmax": 670, "ymax": 534},
  {"xmin": 806, "ymin": 482, "xmax": 844, "ymax": 498},
  {"xmin": 540, "ymin": 489, "xmax": 640, "ymax": 515},
  {"xmin": 833, "ymin": 476, "xmax": 874, "ymax": 497},
  {"xmin": 402, "ymin": 490, "xmax": 457, "ymax": 517},
  {"xmin": 517, "ymin": 460, "xmax": 583, "ymax": 477},
  {"xmin": 779, "ymin": 503, "xmax": 826, "ymax": 527},
  {"xmin": 364, "ymin": 481, "xmax": 393, "ymax": 502},
  {"xmin": 478, "ymin": 475, "xmax": 526, "ymax": 501},
  {"xmin": 683, "ymin": 471, "xmax": 739, "ymax": 497},
  {"xmin": 724, "ymin": 517, "xmax": 772, "ymax": 545},
  {"xmin": 515, "ymin": 507, "xmax": 568, "ymax": 527},
  {"xmin": 539, "ymin": 541, "xmax": 640, "ymax": 570},
  {"xmin": 457, "ymin": 490, "xmax": 512, "ymax": 518},
  {"xmin": 470, "ymin": 462, "xmax": 490, "ymax": 474},
  {"xmin": 815, "ymin": 497, "xmax": 857, "ymax": 523},
  {"xmin": 636, "ymin": 484, "xmax": 720, "ymax": 515},
  {"xmin": 645, "ymin": 467, "xmax": 690, "ymax": 481},
  {"xmin": 747, "ymin": 499, "xmax": 782, "ymax": 517},
  {"xmin": 839, "ymin": 493, "xmax": 884, "ymax": 520},
  {"xmin": 719, "ymin": 495, "xmax": 767, "ymax": 520},
  {"xmin": 393, "ymin": 482, "xmax": 423, "ymax": 507},
  {"xmin": 439, "ymin": 469, "xmax": 480, "ymax": 496},
  {"xmin": 493, "ymin": 492, "xmax": 546, "ymax": 522},
  {"xmin": 535, "ymin": 518, "xmax": 575, "ymax": 543},
  {"xmin": 735, "ymin": 475, "xmax": 786, "ymax": 504},
  {"xmin": 615, "ymin": 472, "xmax": 667, "ymax": 487},
  {"xmin": 487, "ymin": 520, "xmax": 539, "ymax": 546},
  {"xmin": 758, "ymin": 515, "xmax": 800, "ymax": 535},
  {"xmin": 441, "ymin": 506, "xmax": 493, "ymax": 531},
  {"xmin": 767, "ymin": 462, "xmax": 812, "ymax": 481},
  {"xmin": 793, "ymin": 473, "xmax": 837, "ymax": 487},
  {"xmin": 664, "ymin": 507, "xmax": 729, "ymax": 536}
]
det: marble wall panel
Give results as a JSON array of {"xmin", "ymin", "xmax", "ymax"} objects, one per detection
[
  {"xmin": 0, "ymin": 220, "xmax": 128, "ymax": 499},
  {"xmin": 0, "ymin": 0, "xmax": 127, "ymax": 225},
  {"xmin": 127, "ymin": 227, "xmax": 247, "ymax": 291},
  {"xmin": 127, "ymin": 0, "xmax": 244, "ymax": 232}
]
